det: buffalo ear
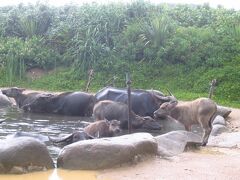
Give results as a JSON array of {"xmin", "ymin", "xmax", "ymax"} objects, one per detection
[
  {"xmin": 104, "ymin": 118, "xmax": 110, "ymax": 125},
  {"xmin": 37, "ymin": 95, "xmax": 52, "ymax": 102},
  {"xmin": 167, "ymin": 101, "xmax": 178, "ymax": 110},
  {"xmin": 13, "ymin": 87, "xmax": 25, "ymax": 93},
  {"xmin": 143, "ymin": 116, "xmax": 154, "ymax": 121}
]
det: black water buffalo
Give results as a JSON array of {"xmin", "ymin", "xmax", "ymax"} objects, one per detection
[
  {"xmin": 2, "ymin": 87, "xmax": 96, "ymax": 116},
  {"xmin": 1, "ymin": 87, "xmax": 48, "ymax": 108},
  {"xmin": 22, "ymin": 92, "xmax": 96, "ymax": 116},
  {"xmin": 95, "ymin": 87, "xmax": 175, "ymax": 117},
  {"xmin": 93, "ymin": 100, "xmax": 162, "ymax": 130},
  {"xmin": 49, "ymin": 131, "xmax": 93, "ymax": 146}
]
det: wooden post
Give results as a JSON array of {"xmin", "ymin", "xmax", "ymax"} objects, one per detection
[
  {"xmin": 126, "ymin": 72, "xmax": 132, "ymax": 134},
  {"xmin": 85, "ymin": 69, "xmax": 94, "ymax": 92},
  {"xmin": 208, "ymin": 79, "xmax": 217, "ymax": 99},
  {"xmin": 112, "ymin": 75, "xmax": 116, "ymax": 87}
]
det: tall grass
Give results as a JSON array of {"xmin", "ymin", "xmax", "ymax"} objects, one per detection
[{"xmin": 5, "ymin": 51, "xmax": 25, "ymax": 85}]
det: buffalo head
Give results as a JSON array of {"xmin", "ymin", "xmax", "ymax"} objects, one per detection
[
  {"xmin": 22, "ymin": 94, "xmax": 54, "ymax": 113},
  {"xmin": 141, "ymin": 116, "xmax": 162, "ymax": 130},
  {"xmin": 107, "ymin": 120, "xmax": 121, "ymax": 135},
  {"xmin": 2, "ymin": 87, "xmax": 25, "ymax": 97},
  {"xmin": 154, "ymin": 100, "xmax": 178, "ymax": 119},
  {"xmin": 134, "ymin": 115, "xmax": 162, "ymax": 130}
]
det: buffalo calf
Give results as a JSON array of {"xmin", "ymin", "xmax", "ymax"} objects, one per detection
[
  {"xmin": 84, "ymin": 119, "xmax": 121, "ymax": 138},
  {"xmin": 154, "ymin": 97, "xmax": 217, "ymax": 146}
]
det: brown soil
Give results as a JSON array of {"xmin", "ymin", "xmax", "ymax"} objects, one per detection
[{"xmin": 98, "ymin": 108, "xmax": 240, "ymax": 180}]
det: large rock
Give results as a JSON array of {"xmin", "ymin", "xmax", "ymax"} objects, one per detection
[
  {"xmin": 154, "ymin": 131, "xmax": 202, "ymax": 157},
  {"xmin": 57, "ymin": 133, "xmax": 158, "ymax": 170},
  {"xmin": 210, "ymin": 124, "xmax": 229, "ymax": 136},
  {"xmin": 0, "ymin": 137, "xmax": 54, "ymax": 174},
  {"xmin": 6, "ymin": 131, "xmax": 50, "ymax": 144},
  {"xmin": 212, "ymin": 115, "xmax": 226, "ymax": 126},
  {"xmin": 0, "ymin": 91, "xmax": 13, "ymax": 107},
  {"xmin": 216, "ymin": 105, "xmax": 232, "ymax": 118},
  {"xmin": 208, "ymin": 132, "xmax": 240, "ymax": 148}
]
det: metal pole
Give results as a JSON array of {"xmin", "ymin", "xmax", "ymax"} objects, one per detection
[{"xmin": 126, "ymin": 72, "xmax": 132, "ymax": 133}]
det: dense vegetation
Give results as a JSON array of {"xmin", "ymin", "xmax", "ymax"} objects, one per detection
[{"xmin": 0, "ymin": 1, "xmax": 239, "ymax": 107}]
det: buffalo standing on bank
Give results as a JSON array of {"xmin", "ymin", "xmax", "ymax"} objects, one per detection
[{"xmin": 154, "ymin": 97, "xmax": 217, "ymax": 146}]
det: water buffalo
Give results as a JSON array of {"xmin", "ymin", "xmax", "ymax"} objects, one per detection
[
  {"xmin": 84, "ymin": 119, "xmax": 121, "ymax": 137},
  {"xmin": 95, "ymin": 87, "xmax": 175, "ymax": 117},
  {"xmin": 18, "ymin": 92, "xmax": 95, "ymax": 117},
  {"xmin": 50, "ymin": 120, "xmax": 121, "ymax": 146},
  {"xmin": 49, "ymin": 131, "xmax": 93, "ymax": 146},
  {"xmin": 2, "ymin": 87, "xmax": 96, "ymax": 116},
  {"xmin": 93, "ymin": 100, "xmax": 162, "ymax": 130},
  {"xmin": 1, "ymin": 87, "xmax": 47, "ymax": 108},
  {"xmin": 154, "ymin": 97, "xmax": 217, "ymax": 146}
]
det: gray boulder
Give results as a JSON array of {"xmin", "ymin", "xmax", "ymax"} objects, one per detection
[
  {"xmin": 0, "ymin": 137, "xmax": 54, "ymax": 174},
  {"xmin": 210, "ymin": 124, "xmax": 228, "ymax": 136},
  {"xmin": 154, "ymin": 130, "xmax": 202, "ymax": 157},
  {"xmin": 212, "ymin": 115, "xmax": 226, "ymax": 126},
  {"xmin": 208, "ymin": 132, "xmax": 240, "ymax": 148},
  {"xmin": 216, "ymin": 105, "xmax": 232, "ymax": 118},
  {"xmin": 57, "ymin": 133, "xmax": 158, "ymax": 170},
  {"xmin": 0, "ymin": 92, "xmax": 13, "ymax": 107}
]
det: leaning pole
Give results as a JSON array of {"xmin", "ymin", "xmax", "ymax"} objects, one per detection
[{"xmin": 126, "ymin": 72, "xmax": 132, "ymax": 134}]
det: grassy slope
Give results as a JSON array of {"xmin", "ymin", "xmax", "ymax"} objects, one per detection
[{"xmin": 2, "ymin": 65, "xmax": 238, "ymax": 108}]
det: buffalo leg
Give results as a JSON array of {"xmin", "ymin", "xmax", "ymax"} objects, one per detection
[
  {"xmin": 200, "ymin": 122, "xmax": 212, "ymax": 146},
  {"xmin": 184, "ymin": 125, "xmax": 191, "ymax": 132}
]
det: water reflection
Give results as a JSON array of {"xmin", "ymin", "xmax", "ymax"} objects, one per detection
[{"xmin": 0, "ymin": 106, "xmax": 94, "ymax": 162}]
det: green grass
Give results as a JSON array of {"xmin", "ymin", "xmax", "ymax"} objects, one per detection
[
  {"xmin": 173, "ymin": 90, "xmax": 240, "ymax": 108},
  {"xmin": 0, "ymin": 66, "xmax": 239, "ymax": 108}
]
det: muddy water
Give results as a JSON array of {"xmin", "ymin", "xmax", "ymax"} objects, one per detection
[
  {"xmin": 0, "ymin": 169, "xmax": 99, "ymax": 180},
  {"xmin": 0, "ymin": 106, "xmax": 101, "ymax": 179}
]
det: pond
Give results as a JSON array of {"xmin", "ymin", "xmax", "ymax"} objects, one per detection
[
  {"xmin": 0, "ymin": 106, "xmax": 99, "ymax": 180},
  {"xmin": 0, "ymin": 105, "xmax": 202, "ymax": 180}
]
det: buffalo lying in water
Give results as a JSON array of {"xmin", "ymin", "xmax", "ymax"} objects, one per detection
[
  {"xmin": 93, "ymin": 100, "xmax": 162, "ymax": 130},
  {"xmin": 95, "ymin": 87, "xmax": 175, "ymax": 117},
  {"xmin": 1, "ymin": 87, "xmax": 46, "ymax": 108},
  {"xmin": 50, "ymin": 120, "xmax": 121, "ymax": 146},
  {"xmin": 2, "ymin": 87, "xmax": 96, "ymax": 116}
]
